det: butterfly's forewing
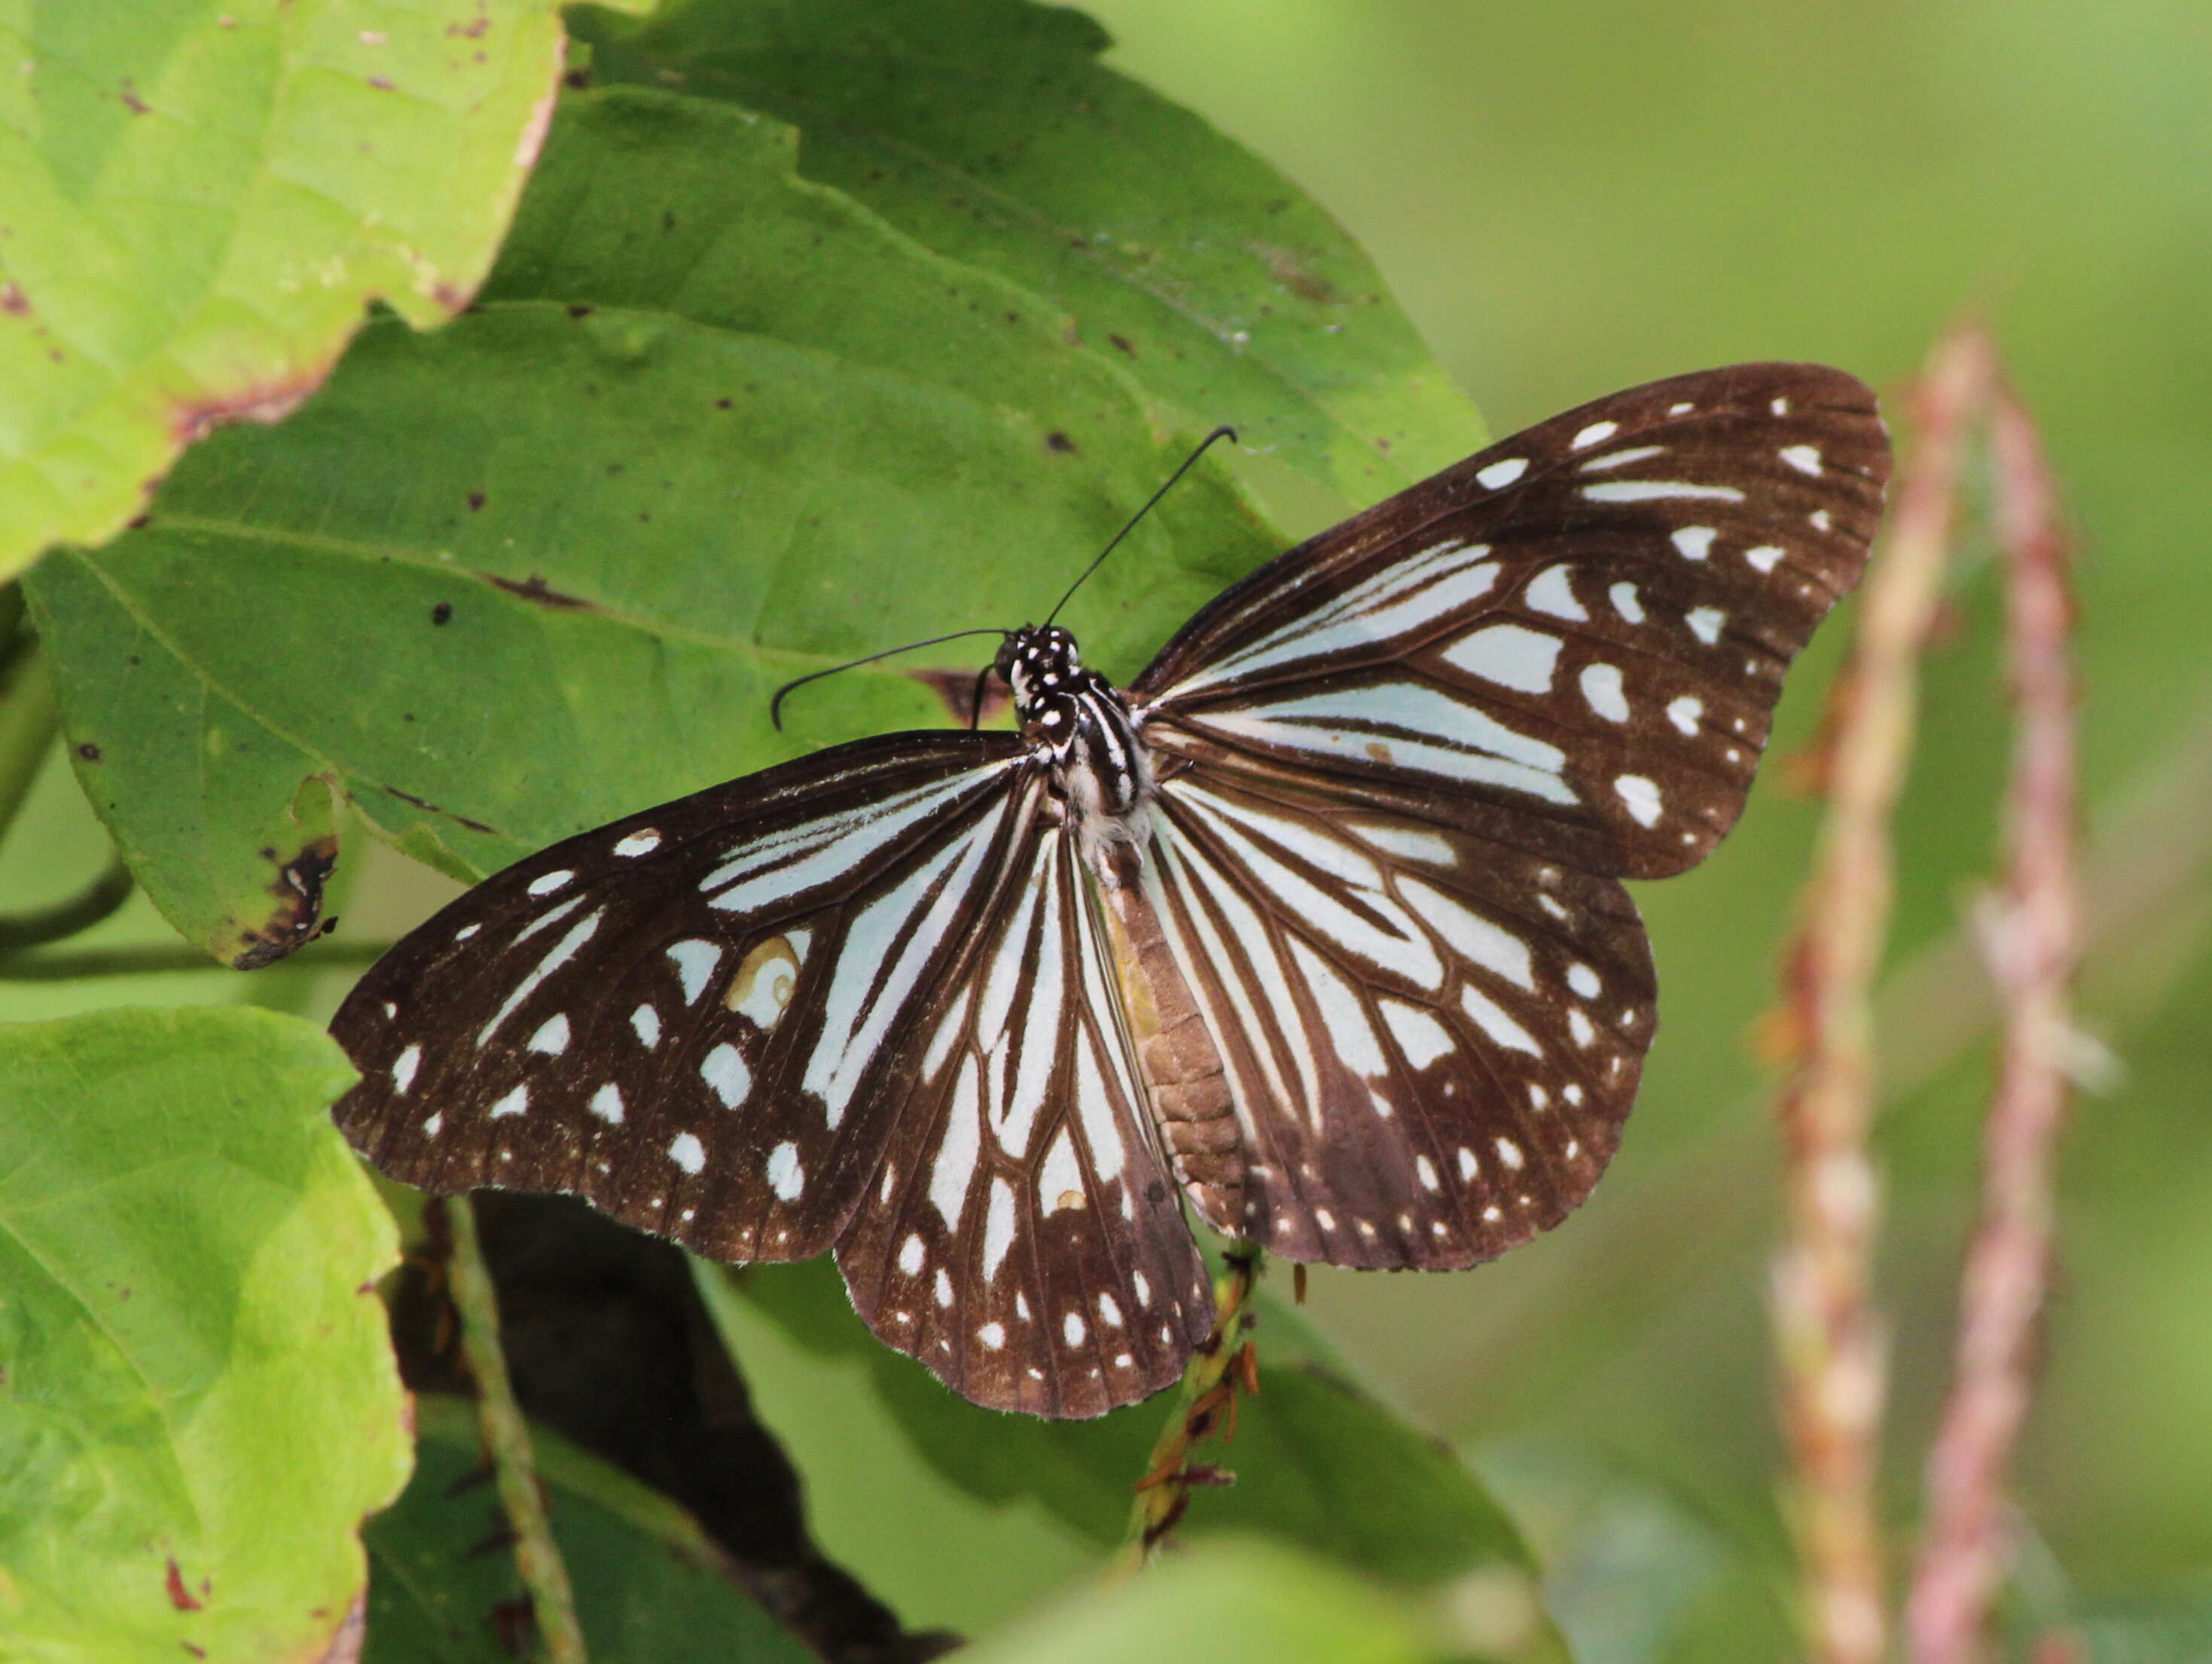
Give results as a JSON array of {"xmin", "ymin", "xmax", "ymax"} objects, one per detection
[
  {"xmin": 1134, "ymin": 363, "xmax": 1890, "ymax": 880},
  {"xmin": 331, "ymin": 732, "xmax": 1030, "ymax": 1263},
  {"xmin": 1137, "ymin": 755, "xmax": 1655, "ymax": 1264},
  {"xmin": 834, "ymin": 795, "xmax": 1215, "ymax": 1417}
]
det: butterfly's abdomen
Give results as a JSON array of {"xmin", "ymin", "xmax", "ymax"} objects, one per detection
[{"xmin": 1095, "ymin": 854, "xmax": 1243, "ymax": 1233}]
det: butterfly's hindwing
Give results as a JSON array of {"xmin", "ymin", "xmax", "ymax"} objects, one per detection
[
  {"xmin": 834, "ymin": 794, "xmax": 1216, "ymax": 1417},
  {"xmin": 331, "ymin": 733, "xmax": 1030, "ymax": 1261},
  {"xmin": 1137, "ymin": 752, "xmax": 1656, "ymax": 1268},
  {"xmin": 1136, "ymin": 363, "xmax": 1888, "ymax": 879}
]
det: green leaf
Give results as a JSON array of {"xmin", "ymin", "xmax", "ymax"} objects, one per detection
[
  {"xmin": 960, "ymin": 1537, "xmax": 1435, "ymax": 1664},
  {"xmin": 0, "ymin": 0, "xmax": 657, "ymax": 584},
  {"xmin": 364, "ymin": 1396, "xmax": 813, "ymax": 1663},
  {"xmin": 24, "ymin": 86, "xmax": 1281, "ymax": 961},
  {"xmin": 573, "ymin": 0, "xmax": 1487, "ymax": 501},
  {"xmin": 706, "ymin": 1257, "xmax": 1535, "ymax": 1605},
  {"xmin": 0, "ymin": 1007, "xmax": 409, "ymax": 1662}
]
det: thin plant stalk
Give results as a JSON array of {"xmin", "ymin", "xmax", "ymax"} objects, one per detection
[
  {"xmin": 1905, "ymin": 383, "xmax": 2082, "ymax": 1664},
  {"xmin": 441, "ymin": 1195, "xmax": 590, "ymax": 1664},
  {"xmin": 1771, "ymin": 324, "xmax": 1996, "ymax": 1664}
]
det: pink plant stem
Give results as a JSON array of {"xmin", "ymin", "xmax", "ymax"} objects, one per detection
[
  {"xmin": 1772, "ymin": 324, "xmax": 1995, "ymax": 1664},
  {"xmin": 1905, "ymin": 383, "xmax": 2081, "ymax": 1664}
]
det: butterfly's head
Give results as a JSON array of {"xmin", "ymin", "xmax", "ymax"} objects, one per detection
[{"xmin": 996, "ymin": 624, "xmax": 1085, "ymax": 708}]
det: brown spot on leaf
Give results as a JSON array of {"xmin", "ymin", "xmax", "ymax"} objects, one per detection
[
  {"xmin": 486, "ymin": 572, "xmax": 593, "ymax": 611},
  {"xmin": 447, "ymin": 17, "xmax": 490, "ymax": 36},
  {"xmin": 164, "ymin": 1558, "xmax": 203, "ymax": 1611},
  {"xmin": 1109, "ymin": 333, "xmax": 1137, "ymax": 357},
  {"xmin": 907, "ymin": 666, "xmax": 1009, "ymax": 728},
  {"xmin": 1250, "ymin": 241, "xmax": 1338, "ymax": 303},
  {"xmin": 0, "ymin": 282, "xmax": 26, "ymax": 315},
  {"xmin": 566, "ymin": 303, "xmax": 593, "ymax": 319},
  {"xmin": 171, "ymin": 372, "xmax": 322, "ymax": 446},
  {"xmin": 430, "ymin": 602, "xmax": 453, "ymax": 625},
  {"xmin": 119, "ymin": 80, "xmax": 150, "ymax": 115},
  {"xmin": 367, "ymin": 75, "xmax": 394, "ymax": 90},
  {"xmin": 466, "ymin": 491, "xmax": 485, "ymax": 511},
  {"xmin": 385, "ymin": 785, "xmax": 497, "ymax": 837},
  {"xmin": 1045, "ymin": 431, "xmax": 1075, "ymax": 453},
  {"xmin": 231, "ymin": 838, "xmax": 338, "ymax": 970},
  {"xmin": 77, "ymin": 742, "xmax": 101, "ymax": 762}
]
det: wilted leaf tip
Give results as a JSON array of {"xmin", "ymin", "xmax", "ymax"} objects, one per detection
[{"xmin": 230, "ymin": 836, "xmax": 339, "ymax": 969}]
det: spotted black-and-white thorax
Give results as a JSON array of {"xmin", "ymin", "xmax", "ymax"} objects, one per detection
[{"xmin": 996, "ymin": 625, "xmax": 1155, "ymax": 856}]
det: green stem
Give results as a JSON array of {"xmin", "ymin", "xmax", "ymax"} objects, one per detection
[
  {"xmin": 442, "ymin": 1196, "xmax": 590, "ymax": 1664},
  {"xmin": 0, "ymin": 939, "xmax": 395, "ymax": 981},
  {"xmin": 0, "ymin": 859, "xmax": 134, "ymax": 953},
  {"xmin": 1108, "ymin": 1246, "xmax": 1262, "ymax": 1581}
]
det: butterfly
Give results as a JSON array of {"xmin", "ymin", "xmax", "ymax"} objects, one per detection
[{"xmin": 330, "ymin": 362, "xmax": 1890, "ymax": 1419}]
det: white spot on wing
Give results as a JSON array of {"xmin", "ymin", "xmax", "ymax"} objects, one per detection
[
  {"xmin": 526, "ymin": 1013, "xmax": 569, "ymax": 1055},
  {"xmin": 590, "ymin": 1083, "xmax": 624, "ymax": 1123},
  {"xmin": 1497, "ymin": 1137, "xmax": 1525, "ymax": 1172},
  {"xmin": 1460, "ymin": 985, "xmax": 1540, "ymax": 1053},
  {"xmin": 1571, "ymin": 419, "xmax": 1619, "ymax": 449},
  {"xmin": 935, "ymin": 1269, "xmax": 954, "ymax": 1308},
  {"xmin": 631, "ymin": 1004, "xmax": 661, "ymax": 1047},
  {"xmin": 490, "ymin": 1085, "xmax": 528, "ymax": 1118},
  {"xmin": 982, "ymin": 1178, "xmax": 1017, "ymax": 1280},
  {"xmin": 1579, "ymin": 443, "xmax": 1664, "ymax": 472},
  {"xmin": 613, "ymin": 830, "xmax": 661, "ymax": 857},
  {"xmin": 1584, "ymin": 481, "xmax": 1744, "ymax": 503},
  {"xmin": 1350, "ymin": 822, "xmax": 1456, "ymax": 866},
  {"xmin": 1686, "ymin": 606, "xmax": 1725, "ymax": 645},
  {"xmin": 1098, "ymin": 1292, "xmax": 1123, "ymax": 1328},
  {"xmin": 1381, "ymin": 998, "xmax": 1456, "ymax": 1070},
  {"xmin": 1444, "ymin": 623, "xmax": 1563, "ymax": 693},
  {"xmin": 766, "ymin": 1140, "xmax": 803, "ymax": 1199},
  {"xmin": 1524, "ymin": 566, "xmax": 1588, "ymax": 622},
  {"xmin": 700, "ymin": 1043, "xmax": 752, "ymax": 1108},
  {"xmin": 1579, "ymin": 663, "xmax": 1629, "ymax": 722},
  {"xmin": 1063, "ymin": 1311, "xmax": 1086, "ymax": 1346},
  {"xmin": 1569, "ymin": 1008, "xmax": 1597, "ymax": 1047},
  {"xmin": 1476, "ymin": 457, "xmax": 1527, "ymax": 489},
  {"xmin": 667, "ymin": 940, "xmax": 722, "ymax": 1005},
  {"xmin": 899, "ymin": 1234, "xmax": 925, "ymax": 1275},
  {"xmin": 1568, "ymin": 964, "xmax": 1603, "ymax": 998},
  {"xmin": 1616, "ymin": 775, "xmax": 1663, "ymax": 827},
  {"xmin": 669, "ymin": 1132, "xmax": 705, "ymax": 1173},
  {"xmin": 1780, "ymin": 443, "xmax": 1823, "ymax": 475},
  {"xmin": 1401, "ymin": 879, "xmax": 1534, "ymax": 989},
  {"xmin": 392, "ymin": 1044, "xmax": 422, "ymax": 1093},
  {"xmin": 1458, "ymin": 1147, "xmax": 1479, "ymax": 1181},
  {"xmin": 527, "ymin": 870, "xmax": 575, "ymax": 897},
  {"xmin": 1608, "ymin": 581, "xmax": 1645, "ymax": 623},
  {"xmin": 932, "ymin": 1055, "xmax": 983, "ymax": 1228},
  {"xmin": 1667, "ymin": 695, "xmax": 1704, "ymax": 735},
  {"xmin": 1811, "ymin": 509, "xmax": 1833, "ymax": 531},
  {"xmin": 1672, "ymin": 526, "xmax": 1718, "ymax": 562},
  {"xmin": 1745, "ymin": 544, "xmax": 1785, "ymax": 573},
  {"xmin": 423, "ymin": 1112, "xmax": 442, "ymax": 1137},
  {"xmin": 978, "ymin": 1322, "xmax": 1005, "ymax": 1349},
  {"xmin": 1416, "ymin": 1154, "xmax": 1440, "ymax": 1191},
  {"xmin": 1039, "ymin": 1126, "xmax": 1085, "ymax": 1214}
]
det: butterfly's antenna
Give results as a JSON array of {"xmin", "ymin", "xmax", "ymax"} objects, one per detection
[
  {"xmin": 1044, "ymin": 425, "xmax": 1239, "ymax": 627},
  {"xmin": 770, "ymin": 629, "xmax": 1011, "ymax": 731}
]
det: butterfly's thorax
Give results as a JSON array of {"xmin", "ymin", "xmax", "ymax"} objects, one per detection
[{"xmin": 1000, "ymin": 626, "xmax": 1155, "ymax": 860}]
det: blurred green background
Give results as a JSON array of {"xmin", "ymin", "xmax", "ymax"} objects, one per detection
[{"xmin": 5, "ymin": 0, "xmax": 2207, "ymax": 1652}]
